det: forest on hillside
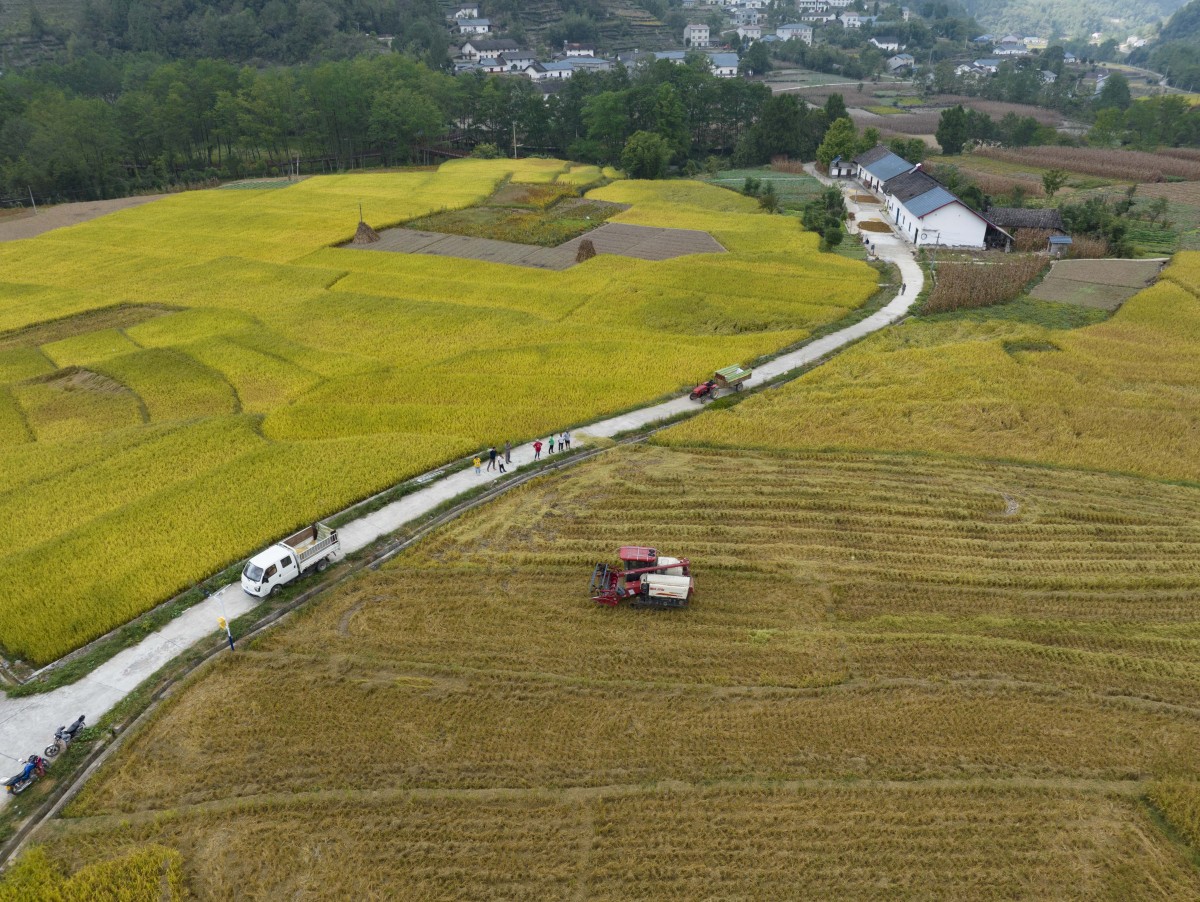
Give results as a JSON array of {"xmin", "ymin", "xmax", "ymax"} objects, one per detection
[
  {"xmin": 962, "ymin": 0, "xmax": 1188, "ymax": 37},
  {"xmin": 0, "ymin": 52, "xmax": 840, "ymax": 203}
]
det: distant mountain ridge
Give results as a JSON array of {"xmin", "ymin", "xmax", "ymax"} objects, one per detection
[{"xmin": 961, "ymin": 0, "xmax": 1189, "ymax": 39}]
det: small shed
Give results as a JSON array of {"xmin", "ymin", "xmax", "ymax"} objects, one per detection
[
  {"xmin": 829, "ymin": 155, "xmax": 853, "ymax": 178},
  {"xmin": 1048, "ymin": 235, "xmax": 1073, "ymax": 256}
]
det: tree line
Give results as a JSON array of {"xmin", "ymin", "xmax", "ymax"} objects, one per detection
[{"xmin": 0, "ymin": 51, "xmax": 842, "ymax": 204}]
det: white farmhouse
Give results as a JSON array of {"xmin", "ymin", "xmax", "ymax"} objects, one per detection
[
  {"xmin": 453, "ymin": 4, "xmax": 481, "ymax": 18},
  {"xmin": 776, "ymin": 23, "xmax": 814, "ymax": 43},
  {"xmin": 459, "ymin": 38, "xmax": 518, "ymax": 60},
  {"xmin": 882, "ymin": 168, "xmax": 1011, "ymax": 249},
  {"xmin": 685, "ymin": 22, "xmax": 711, "ymax": 47},
  {"xmin": 851, "ymin": 145, "xmax": 913, "ymax": 191},
  {"xmin": 737, "ymin": 24, "xmax": 763, "ymax": 40},
  {"xmin": 563, "ymin": 42, "xmax": 596, "ymax": 57},
  {"xmin": 707, "ymin": 51, "xmax": 740, "ymax": 77},
  {"xmin": 458, "ymin": 17, "xmax": 491, "ymax": 34}
]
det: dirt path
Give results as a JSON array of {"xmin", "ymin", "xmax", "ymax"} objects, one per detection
[{"xmin": 0, "ymin": 196, "xmax": 169, "ymax": 243}]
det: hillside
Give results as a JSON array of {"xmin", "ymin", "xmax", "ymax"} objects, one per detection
[
  {"xmin": 0, "ymin": 0, "xmax": 682, "ymax": 64},
  {"xmin": 963, "ymin": 0, "xmax": 1188, "ymax": 38},
  {"xmin": 1130, "ymin": 0, "xmax": 1200, "ymax": 90}
]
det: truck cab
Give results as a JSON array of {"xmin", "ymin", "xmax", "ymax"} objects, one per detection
[{"xmin": 242, "ymin": 546, "xmax": 300, "ymax": 597}]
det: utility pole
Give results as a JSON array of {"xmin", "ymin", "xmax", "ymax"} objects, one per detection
[
  {"xmin": 512, "ymin": 121, "xmax": 518, "ymax": 159},
  {"xmin": 28, "ymin": 187, "xmax": 36, "ymax": 214}
]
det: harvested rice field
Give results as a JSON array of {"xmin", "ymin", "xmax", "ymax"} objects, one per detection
[{"xmin": 21, "ymin": 434, "xmax": 1200, "ymax": 898}]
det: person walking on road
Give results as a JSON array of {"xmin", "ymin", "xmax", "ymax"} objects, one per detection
[
  {"xmin": 473, "ymin": 456, "xmax": 482, "ymax": 474},
  {"xmin": 497, "ymin": 455, "xmax": 506, "ymax": 474},
  {"xmin": 533, "ymin": 440, "xmax": 542, "ymax": 460},
  {"xmin": 504, "ymin": 440, "xmax": 512, "ymax": 464},
  {"xmin": 487, "ymin": 445, "xmax": 497, "ymax": 471},
  {"xmin": 561, "ymin": 431, "xmax": 569, "ymax": 451},
  {"xmin": 548, "ymin": 434, "xmax": 555, "ymax": 454}
]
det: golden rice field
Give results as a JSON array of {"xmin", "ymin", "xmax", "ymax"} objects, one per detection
[
  {"xmin": 21, "ymin": 444, "xmax": 1200, "ymax": 898},
  {"xmin": 0, "ymin": 158, "xmax": 876, "ymax": 664},
  {"xmin": 663, "ymin": 252, "xmax": 1200, "ymax": 483}
]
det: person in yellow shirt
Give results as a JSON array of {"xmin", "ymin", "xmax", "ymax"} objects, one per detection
[{"xmin": 472, "ymin": 456, "xmax": 482, "ymax": 474}]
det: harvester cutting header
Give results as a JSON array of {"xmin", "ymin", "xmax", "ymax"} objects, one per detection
[{"xmin": 589, "ymin": 546, "xmax": 694, "ymax": 609}]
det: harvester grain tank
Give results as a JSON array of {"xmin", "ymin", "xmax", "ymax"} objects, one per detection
[{"xmin": 589, "ymin": 546, "xmax": 694, "ymax": 608}]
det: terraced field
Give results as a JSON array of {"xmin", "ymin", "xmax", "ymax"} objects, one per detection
[
  {"xmin": 0, "ymin": 158, "xmax": 876, "ymax": 664},
  {"xmin": 21, "ymin": 439, "xmax": 1200, "ymax": 898}
]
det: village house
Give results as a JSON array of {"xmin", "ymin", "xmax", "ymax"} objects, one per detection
[
  {"xmin": 984, "ymin": 207, "xmax": 1067, "ymax": 241},
  {"xmin": 459, "ymin": 37, "xmax": 519, "ymax": 61},
  {"xmin": 458, "ymin": 17, "xmax": 491, "ymax": 35},
  {"xmin": 852, "ymin": 145, "xmax": 913, "ymax": 191},
  {"xmin": 453, "ymin": 3, "xmax": 481, "ymax": 18},
  {"xmin": 737, "ymin": 24, "xmax": 763, "ymax": 40},
  {"xmin": 562, "ymin": 42, "xmax": 596, "ymax": 57},
  {"xmin": 886, "ymin": 53, "xmax": 915, "ymax": 73},
  {"xmin": 881, "ymin": 166, "xmax": 1011, "ymax": 249},
  {"xmin": 776, "ymin": 23, "xmax": 814, "ymax": 43},
  {"xmin": 708, "ymin": 51, "xmax": 740, "ymax": 77},
  {"xmin": 685, "ymin": 22, "xmax": 711, "ymax": 47},
  {"xmin": 869, "ymin": 36, "xmax": 903, "ymax": 52}
]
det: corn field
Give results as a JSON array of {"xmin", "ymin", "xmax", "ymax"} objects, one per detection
[
  {"xmin": 922, "ymin": 255, "xmax": 1049, "ymax": 313},
  {"xmin": 974, "ymin": 146, "xmax": 1200, "ymax": 182}
]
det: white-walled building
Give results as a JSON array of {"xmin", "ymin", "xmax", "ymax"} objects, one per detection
[
  {"xmin": 563, "ymin": 42, "xmax": 596, "ymax": 57},
  {"xmin": 708, "ymin": 51, "xmax": 740, "ymax": 77},
  {"xmin": 453, "ymin": 4, "xmax": 481, "ymax": 18},
  {"xmin": 881, "ymin": 168, "xmax": 1010, "ymax": 249},
  {"xmin": 458, "ymin": 17, "xmax": 491, "ymax": 34},
  {"xmin": 460, "ymin": 38, "xmax": 519, "ymax": 60},
  {"xmin": 737, "ymin": 24, "xmax": 763, "ymax": 40},
  {"xmin": 776, "ymin": 23, "xmax": 814, "ymax": 43},
  {"xmin": 869, "ymin": 36, "xmax": 903, "ymax": 52},
  {"xmin": 685, "ymin": 22, "xmax": 711, "ymax": 46},
  {"xmin": 852, "ymin": 146, "xmax": 913, "ymax": 191}
]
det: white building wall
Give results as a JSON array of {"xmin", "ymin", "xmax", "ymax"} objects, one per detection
[{"xmin": 906, "ymin": 202, "xmax": 987, "ymax": 248}]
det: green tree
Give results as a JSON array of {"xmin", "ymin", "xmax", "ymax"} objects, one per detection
[
  {"xmin": 1094, "ymin": 72, "xmax": 1131, "ymax": 111},
  {"xmin": 935, "ymin": 104, "xmax": 968, "ymax": 155},
  {"xmin": 816, "ymin": 116, "xmax": 857, "ymax": 169},
  {"xmin": 823, "ymin": 93, "xmax": 848, "ymax": 123},
  {"xmin": 740, "ymin": 42, "xmax": 772, "ymax": 76},
  {"xmin": 1041, "ymin": 168, "xmax": 1068, "ymax": 199},
  {"xmin": 621, "ymin": 130, "xmax": 672, "ymax": 178},
  {"xmin": 368, "ymin": 88, "xmax": 443, "ymax": 165}
]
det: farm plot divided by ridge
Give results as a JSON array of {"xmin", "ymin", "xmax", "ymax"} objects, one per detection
[
  {"xmin": 1030, "ymin": 258, "xmax": 1166, "ymax": 310},
  {"xmin": 29, "ymin": 445, "xmax": 1200, "ymax": 898},
  {"xmin": 0, "ymin": 158, "xmax": 876, "ymax": 665}
]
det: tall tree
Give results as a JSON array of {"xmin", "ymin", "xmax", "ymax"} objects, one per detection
[{"xmin": 935, "ymin": 104, "xmax": 968, "ymax": 155}]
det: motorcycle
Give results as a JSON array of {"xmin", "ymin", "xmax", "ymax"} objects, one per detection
[
  {"xmin": 44, "ymin": 715, "xmax": 86, "ymax": 758},
  {"xmin": 5, "ymin": 755, "xmax": 45, "ymax": 794}
]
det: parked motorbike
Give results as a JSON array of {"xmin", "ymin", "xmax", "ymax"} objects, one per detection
[
  {"xmin": 44, "ymin": 715, "xmax": 86, "ymax": 758},
  {"xmin": 5, "ymin": 755, "xmax": 45, "ymax": 794}
]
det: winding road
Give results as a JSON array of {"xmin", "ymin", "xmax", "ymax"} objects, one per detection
[{"xmin": 0, "ymin": 174, "xmax": 922, "ymax": 789}]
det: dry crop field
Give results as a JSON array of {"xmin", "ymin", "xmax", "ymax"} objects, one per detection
[
  {"xmin": 0, "ymin": 158, "xmax": 876, "ymax": 665},
  {"xmin": 1030, "ymin": 258, "xmax": 1166, "ymax": 310},
  {"xmin": 974, "ymin": 146, "xmax": 1200, "ymax": 183},
  {"xmin": 17, "ymin": 435, "xmax": 1200, "ymax": 898}
]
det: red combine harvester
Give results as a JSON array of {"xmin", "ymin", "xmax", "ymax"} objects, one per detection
[{"xmin": 589, "ymin": 546, "xmax": 694, "ymax": 609}]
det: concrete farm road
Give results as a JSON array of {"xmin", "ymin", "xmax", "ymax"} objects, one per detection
[{"xmin": 0, "ymin": 183, "xmax": 922, "ymax": 791}]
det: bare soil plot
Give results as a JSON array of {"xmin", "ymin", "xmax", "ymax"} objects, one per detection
[
  {"xmin": 349, "ymin": 221, "xmax": 726, "ymax": 270},
  {"xmin": 1030, "ymin": 258, "xmax": 1165, "ymax": 310},
  {"xmin": 0, "ymin": 195, "xmax": 168, "ymax": 242}
]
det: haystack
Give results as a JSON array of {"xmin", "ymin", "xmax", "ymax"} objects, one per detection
[
  {"xmin": 575, "ymin": 238, "xmax": 597, "ymax": 263},
  {"xmin": 354, "ymin": 220, "xmax": 381, "ymax": 243}
]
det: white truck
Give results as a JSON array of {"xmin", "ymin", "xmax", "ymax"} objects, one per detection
[{"xmin": 241, "ymin": 523, "xmax": 340, "ymax": 597}]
